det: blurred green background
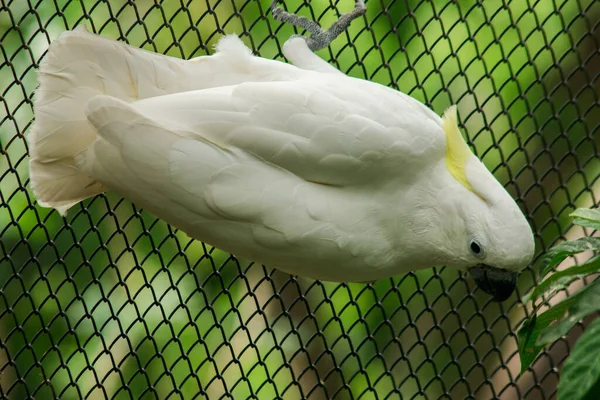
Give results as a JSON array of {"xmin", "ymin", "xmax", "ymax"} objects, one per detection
[{"xmin": 1, "ymin": 0, "xmax": 599, "ymax": 398}]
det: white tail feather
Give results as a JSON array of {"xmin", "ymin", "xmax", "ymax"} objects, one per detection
[
  {"xmin": 28, "ymin": 26, "xmax": 303, "ymax": 215},
  {"xmin": 28, "ymin": 26, "xmax": 229, "ymax": 215}
]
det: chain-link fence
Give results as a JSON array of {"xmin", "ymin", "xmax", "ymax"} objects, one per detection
[{"xmin": 1, "ymin": 0, "xmax": 599, "ymax": 398}]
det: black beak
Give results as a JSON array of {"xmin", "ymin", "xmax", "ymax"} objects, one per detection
[{"xmin": 468, "ymin": 264, "xmax": 518, "ymax": 302}]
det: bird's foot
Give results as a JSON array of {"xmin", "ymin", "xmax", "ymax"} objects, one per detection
[{"xmin": 270, "ymin": 0, "xmax": 366, "ymax": 52}]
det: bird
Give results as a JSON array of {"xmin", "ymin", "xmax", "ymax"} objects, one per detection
[{"xmin": 28, "ymin": 0, "xmax": 534, "ymax": 301}]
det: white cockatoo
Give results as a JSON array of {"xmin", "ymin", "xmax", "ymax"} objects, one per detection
[{"xmin": 28, "ymin": 0, "xmax": 534, "ymax": 301}]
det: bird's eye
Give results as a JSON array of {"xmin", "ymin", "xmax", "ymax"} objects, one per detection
[{"xmin": 470, "ymin": 239, "xmax": 485, "ymax": 258}]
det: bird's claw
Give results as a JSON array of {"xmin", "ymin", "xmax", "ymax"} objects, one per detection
[{"xmin": 270, "ymin": 0, "xmax": 366, "ymax": 52}]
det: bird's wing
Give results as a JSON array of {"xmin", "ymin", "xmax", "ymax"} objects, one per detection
[
  {"xmin": 129, "ymin": 77, "xmax": 446, "ymax": 187},
  {"xmin": 82, "ymin": 94, "xmax": 397, "ymax": 279}
]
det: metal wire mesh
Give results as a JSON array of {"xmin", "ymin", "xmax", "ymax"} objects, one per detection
[{"xmin": 1, "ymin": 0, "xmax": 599, "ymax": 398}]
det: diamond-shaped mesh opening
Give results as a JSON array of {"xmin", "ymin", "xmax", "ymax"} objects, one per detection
[{"xmin": 1, "ymin": 0, "xmax": 599, "ymax": 398}]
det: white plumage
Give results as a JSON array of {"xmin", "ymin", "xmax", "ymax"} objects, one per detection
[{"xmin": 29, "ymin": 25, "xmax": 534, "ymax": 299}]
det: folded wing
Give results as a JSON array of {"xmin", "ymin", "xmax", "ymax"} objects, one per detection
[
  {"xmin": 82, "ymin": 94, "xmax": 398, "ymax": 279},
  {"xmin": 123, "ymin": 78, "xmax": 446, "ymax": 188}
]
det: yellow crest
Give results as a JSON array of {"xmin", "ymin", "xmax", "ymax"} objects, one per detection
[{"xmin": 442, "ymin": 105, "xmax": 476, "ymax": 194}]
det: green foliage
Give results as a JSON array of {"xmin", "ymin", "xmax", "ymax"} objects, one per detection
[
  {"xmin": 530, "ymin": 255, "xmax": 600, "ymax": 302},
  {"xmin": 538, "ymin": 237, "xmax": 600, "ymax": 278},
  {"xmin": 571, "ymin": 209, "xmax": 600, "ymax": 232},
  {"xmin": 557, "ymin": 318, "xmax": 600, "ymax": 400},
  {"xmin": 1, "ymin": 0, "xmax": 599, "ymax": 398},
  {"xmin": 519, "ymin": 208, "xmax": 600, "ymax": 400}
]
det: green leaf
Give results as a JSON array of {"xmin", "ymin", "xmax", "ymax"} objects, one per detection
[
  {"xmin": 537, "ymin": 277, "xmax": 600, "ymax": 345},
  {"xmin": 557, "ymin": 317, "xmax": 600, "ymax": 400},
  {"xmin": 570, "ymin": 208, "xmax": 600, "ymax": 231},
  {"xmin": 582, "ymin": 379, "xmax": 600, "ymax": 400},
  {"xmin": 539, "ymin": 237, "xmax": 600, "ymax": 277},
  {"xmin": 521, "ymin": 289, "xmax": 533, "ymax": 305},
  {"xmin": 518, "ymin": 297, "xmax": 575, "ymax": 373},
  {"xmin": 530, "ymin": 256, "xmax": 600, "ymax": 301},
  {"xmin": 572, "ymin": 218, "xmax": 600, "ymax": 231},
  {"xmin": 571, "ymin": 208, "xmax": 600, "ymax": 223}
]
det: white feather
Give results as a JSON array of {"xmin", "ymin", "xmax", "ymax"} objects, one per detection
[
  {"xmin": 28, "ymin": 28, "xmax": 534, "ymax": 284},
  {"xmin": 28, "ymin": 28, "xmax": 311, "ymax": 215}
]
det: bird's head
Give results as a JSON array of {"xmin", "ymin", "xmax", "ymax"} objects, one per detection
[{"xmin": 434, "ymin": 106, "xmax": 535, "ymax": 302}]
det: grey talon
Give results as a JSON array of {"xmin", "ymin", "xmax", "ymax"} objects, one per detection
[{"xmin": 270, "ymin": 0, "xmax": 367, "ymax": 51}]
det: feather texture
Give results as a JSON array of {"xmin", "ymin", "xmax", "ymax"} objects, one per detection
[
  {"xmin": 29, "ymin": 27, "xmax": 308, "ymax": 214},
  {"xmin": 28, "ymin": 28, "xmax": 535, "ymax": 284}
]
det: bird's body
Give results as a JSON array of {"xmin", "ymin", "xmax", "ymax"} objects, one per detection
[{"xmin": 29, "ymin": 25, "xmax": 534, "ymax": 296}]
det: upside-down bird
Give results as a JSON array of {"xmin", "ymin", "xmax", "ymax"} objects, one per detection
[{"xmin": 28, "ymin": 0, "xmax": 534, "ymax": 301}]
